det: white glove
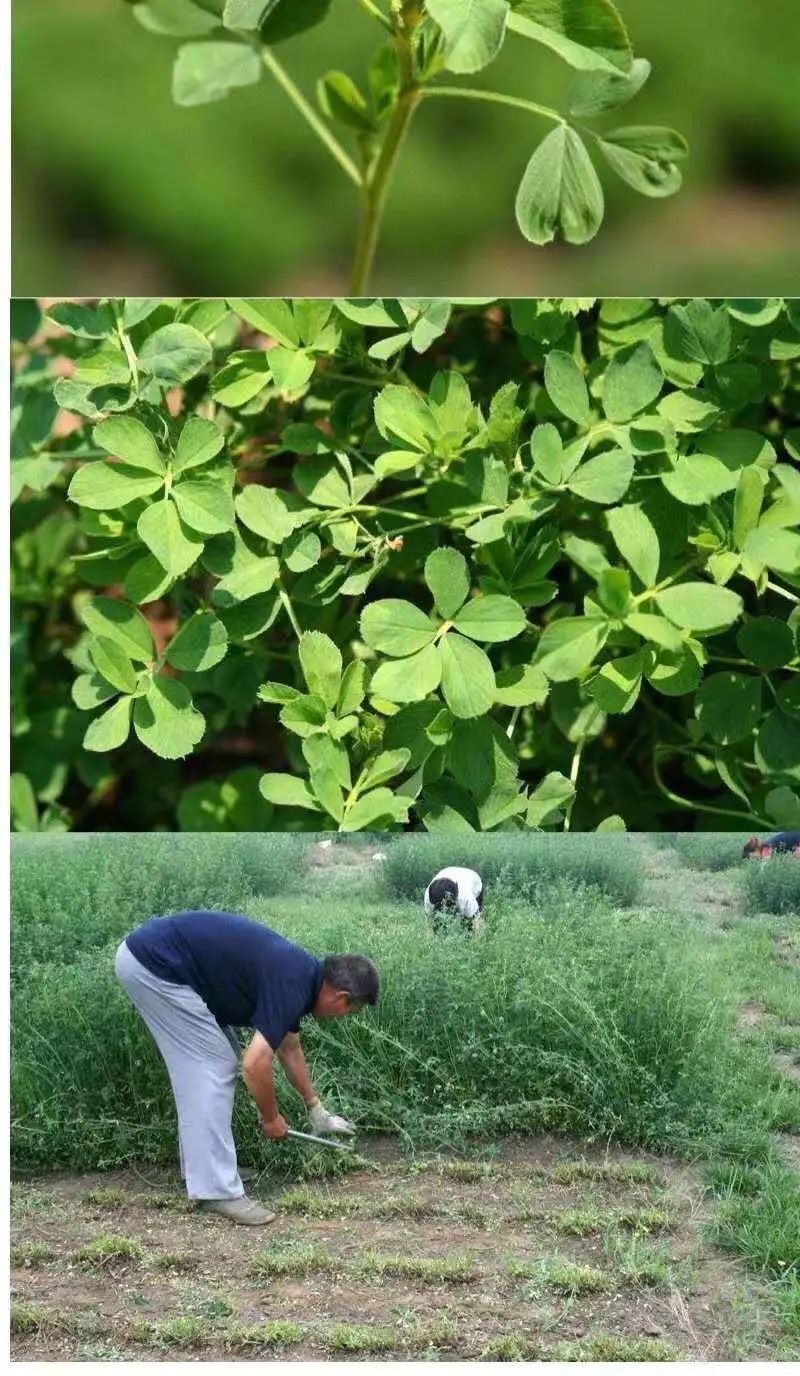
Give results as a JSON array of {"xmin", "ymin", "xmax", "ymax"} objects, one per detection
[{"xmin": 309, "ymin": 1101, "xmax": 355, "ymax": 1136}]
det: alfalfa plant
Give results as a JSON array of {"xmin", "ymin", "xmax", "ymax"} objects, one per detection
[
  {"xmin": 10, "ymin": 297, "xmax": 800, "ymax": 834},
  {"xmin": 123, "ymin": 0, "xmax": 687, "ymax": 290}
]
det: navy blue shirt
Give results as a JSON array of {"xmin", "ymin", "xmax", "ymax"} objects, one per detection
[{"xmin": 126, "ymin": 912, "xmax": 324, "ymax": 1050}]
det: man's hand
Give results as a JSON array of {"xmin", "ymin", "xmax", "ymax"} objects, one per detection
[
  {"xmin": 309, "ymin": 1101, "xmax": 355, "ymax": 1137},
  {"xmin": 260, "ymin": 1112, "xmax": 290, "ymax": 1140}
]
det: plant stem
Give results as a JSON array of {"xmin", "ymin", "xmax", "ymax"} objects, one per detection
[
  {"xmin": 652, "ymin": 750, "xmax": 769, "ymax": 829},
  {"xmin": 356, "ymin": 0, "xmax": 393, "ymax": 30},
  {"xmin": 421, "ymin": 85, "xmax": 565, "ymax": 127},
  {"xmin": 767, "ymin": 580, "xmax": 800, "ymax": 605},
  {"xmin": 564, "ymin": 740, "xmax": 584, "ymax": 832},
  {"xmin": 350, "ymin": 92, "xmax": 420, "ymax": 293},
  {"xmin": 278, "ymin": 586, "xmax": 303, "ymax": 639},
  {"xmin": 261, "ymin": 49, "xmax": 361, "ymax": 188}
]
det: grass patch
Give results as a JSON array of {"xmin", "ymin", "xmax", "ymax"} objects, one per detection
[
  {"xmin": 280, "ymin": 1185, "xmax": 445, "ymax": 1221},
  {"xmin": 81, "ymin": 1187, "xmax": 128, "ymax": 1208},
  {"xmin": 551, "ymin": 1334, "xmax": 681, "ymax": 1360},
  {"xmin": 134, "ymin": 1316, "xmax": 209, "ymax": 1350},
  {"xmin": 711, "ymin": 1163, "xmax": 800, "ymax": 1278},
  {"xmin": 249, "ymin": 1238, "xmax": 336, "ymax": 1279},
  {"xmin": 359, "ymin": 1250, "xmax": 480, "ymax": 1283},
  {"xmin": 744, "ymin": 858, "xmax": 800, "ymax": 916},
  {"xmin": 136, "ymin": 1192, "xmax": 194, "ymax": 1213},
  {"xmin": 71, "ymin": 1234, "xmax": 143, "ymax": 1267},
  {"xmin": 509, "ymin": 1256, "xmax": 610, "ymax": 1294},
  {"xmin": 480, "ymin": 1334, "xmax": 537, "ymax": 1360},
  {"xmin": 10, "ymin": 1187, "xmax": 57, "ymax": 1216},
  {"xmin": 666, "ymin": 834, "xmax": 749, "ymax": 871},
  {"xmin": 556, "ymin": 1205, "xmax": 671, "ymax": 1236},
  {"xmin": 11, "ymin": 1303, "xmax": 100, "ymax": 1338},
  {"xmin": 606, "ymin": 1236, "xmax": 675, "ymax": 1288},
  {"xmin": 382, "ymin": 833, "xmax": 644, "ymax": 906},
  {"xmin": 327, "ymin": 1323, "xmax": 398, "ymax": 1353},
  {"xmin": 222, "ymin": 1321, "xmax": 304, "ymax": 1351},
  {"xmin": 10, "ymin": 1241, "xmax": 57, "ymax": 1268}
]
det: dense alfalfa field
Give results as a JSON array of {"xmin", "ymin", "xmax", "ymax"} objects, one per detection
[{"xmin": 10, "ymin": 832, "xmax": 800, "ymax": 1360}]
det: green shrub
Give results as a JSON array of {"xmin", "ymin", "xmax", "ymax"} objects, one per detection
[
  {"xmin": 382, "ymin": 833, "xmax": 643, "ymax": 906},
  {"xmin": 667, "ymin": 834, "xmax": 750, "ymax": 871},
  {"xmin": 11, "ymin": 832, "xmax": 305, "ymax": 979},
  {"xmin": 711, "ymin": 1162, "xmax": 800, "ymax": 1278},
  {"xmin": 744, "ymin": 857, "xmax": 800, "ymax": 916}
]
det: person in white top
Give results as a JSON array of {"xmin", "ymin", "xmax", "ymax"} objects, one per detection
[{"xmin": 423, "ymin": 867, "xmax": 484, "ymax": 934}]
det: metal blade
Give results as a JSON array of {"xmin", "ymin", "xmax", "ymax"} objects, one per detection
[{"xmin": 286, "ymin": 1127, "xmax": 354, "ymax": 1151}]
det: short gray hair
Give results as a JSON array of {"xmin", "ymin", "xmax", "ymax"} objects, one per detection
[{"xmin": 322, "ymin": 954, "xmax": 380, "ymax": 1006}]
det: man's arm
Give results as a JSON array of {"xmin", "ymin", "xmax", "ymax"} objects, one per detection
[
  {"xmin": 275, "ymin": 1032, "xmax": 320, "ymax": 1109},
  {"xmin": 241, "ymin": 1031, "xmax": 288, "ymax": 1138}
]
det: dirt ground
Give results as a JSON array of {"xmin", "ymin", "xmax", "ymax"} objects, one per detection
[
  {"xmin": 11, "ymin": 841, "xmax": 798, "ymax": 1361},
  {"xmin": 10, "ymin": 1136, "xmax": 788, "ymax": 1362}
]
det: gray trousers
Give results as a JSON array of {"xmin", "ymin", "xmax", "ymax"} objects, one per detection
[{"xmin": 115, "ymin": 941, "xmax": 245, "ymax": 1201}]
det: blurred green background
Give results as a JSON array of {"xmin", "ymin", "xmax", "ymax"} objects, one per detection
[{"xmin": 12, "ymin": 0, "xmax": 800, "ymax": 296}]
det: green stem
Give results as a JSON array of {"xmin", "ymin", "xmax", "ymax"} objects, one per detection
[
  {"xmin": 278, "ymin": 586, "xmax": 303, "ymax": 639},
  {"xmin": 652, "ymin": 751, "xmax": 769, "ymax": 829},
  {"xmin": 421, "ymin": 84, "xmax": 565, "ymax": 127},
  {"xmin": 564, "ymin": 740, "xmax": 584, "ymax": 832},
  {"xmin": 349, "ymin": 29, "xmax": 421, "ymax": 294},
  {"xmin": 506, "ymin": 706, "xmax": 522, "ymax": 741},
  {"xmin": 261, "ymin": 49, "xmax": 361, "ymax": 188},
  {"xmin": 356, "ymin": 0, "xmax": 393, "ymax": 30}
]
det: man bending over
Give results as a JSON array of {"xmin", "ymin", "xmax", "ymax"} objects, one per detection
[
  {"xmin": 742, "ymin": 831, "xmax": 800, "ymax": 859},
  {"xmin": 423, "ymin": 866, "xmax": 484, "ymax": 934},
  {"xmin": 116, "ymin": 911, "xmax": 379, "ymax": 1226}
]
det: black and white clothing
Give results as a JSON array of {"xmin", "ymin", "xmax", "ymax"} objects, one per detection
[{"xmin": 423, "ymin": 867, "xmax": 484, "ymax": 932}]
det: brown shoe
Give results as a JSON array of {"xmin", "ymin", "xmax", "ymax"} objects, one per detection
[{"xmin": 199, "ymin": 1196, "xmax": 276, "ymax": 1226}]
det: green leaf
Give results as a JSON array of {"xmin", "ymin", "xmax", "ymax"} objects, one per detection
[
  {"xmin": 294, "ymin": 456, "xmax": 352, "ymax": 509},
  {"xmin": 360, "ymin": 600, "xmax": 439, "ymax": 657},
  {"xmin": 438, "ymin": 635, "xmax": 496, "ymax": 718},
  {"xmin": 567, "ymin": 448, "xmax": 633, "ymax": 504},
  {"xmin": 133, "ymin": 677, "xmax": 205, "ymax": 758},
  {"xmin": 597, "ymin": 567, "xmax": 630, "ymax": 617},
  {"xmin": 268, "ymin": 346, "xmax": 315, "ymax": 395},
  {"xmin": 74, "ymin": 344, "xmax": 131, "ymax": 388},
  {"xmin": 72, "ymin": 671, "xmax": 119, "ymax": 711},
  {"xmin": 213, "ymin": 552, "xmax": 280, "ymax": 605},
  {"xmin": 602, "ymin": 342, "xmax": 663, "ymax": 422},
  {"xmin": 280, "ymin": 694, "xmax": 328, "ymax": 738},
  {"xmin": 534, "ymin": 616, "xmax": 608, "ymax": 681},
  {"xmin": 172, "ymin": 39, "xmax": 261, "ymax": 106},
  {"xmin": 665, "ymin": 301, "xmax": 732, "ymax": 366},
  {"xmin": 360, "ymin": 749, "xmax": 412, "ymax": 791},
  {"xmin": 695, "ymin": 672, "xmax": 762, "ymax": 745},
  {"xmin": 68, "ymin": 461, "xmax": 164, "ymax": 510},
  {"xmin": 84, "ymin": 696, "xmax": 133, "ymax": 753},
  {"xmin": 259, "ymin": 773, "xmax": 322, "ymax": 811},
  {"xmin": 259, "ymin": 0, "xmax": 332, "ymax": 45},
  {"xmin": 93, "ymin": 417, "xmax": 165, "ymax": 474},
  {"xmin": 371, "ymin": 644, "xmax": 442, "ymax": 704},
  {"xmin": 125, "ymin": 555, "xmax": 174, "ymax": 606},
  {"xmin": 606, "ymin": 504, "xmax": 660, "ymax": 586},
  {"xmin": 655, "ymin": 583, "xmax": 743, "ymax": 634},
  {"xmin": 318, "ymin": 71, "xmax": 374, "ymax": 133},
  {"xmin": 765, "ymin": 785, "xmax": 800, "ymax": 828},
  {"xmin": 299, "ymin": 631, "xmax": 342, "ymax": 709},
  {"xmin": 646, "ymin": 646, "xmax": 701, "ymax": 697},
  {"xmin": 662, "ymin": 454, "xmax": 737, "ymax": 506},
  {"xmin": 133, "ymin": 0, "xmax": 220, "ymax": 37},
  {"xmin": 597, "ymin": 126, "xmax": 687, "ymax": 198},
  {"xmin": 138, "ymin": 323, "xmax": 213, "ymax": 384},
  {"xmin": 544, "ymin": 350, "xmax": 591, "ymax": 426},
  {"xmin": 756, "ymin": 710, "xmax": 800, "ymax": 782},
  {"xmin": 223, "ymin": 0, "xmax": 272, "ymax": 29},
  {"xmin": 166, "ymin": 611, "xmax": 229, "ymax": 672},
  {"xmin": 88, "ymin": 637, "xmax": 138, "ymax": 695},
  {"xmin": 374, "ymin": 385, "xmax": 436, "ymax": 450},
  {"xmin": 589, "ymin": 651, "xmax": 643, "ymax": 713},
  {"xmin": 338, "ymin": 660, "xmax": 367, "ymax": 717},
  {"xmin": 173, "ymin": 416, "xmax": 225, "ymax": 474},
  {"xmin": 228, "ymin": 298, "xmax": 299, "ymax": 346},
  {"xmin": 424, "ymin": 547, "xmax": 470, "ymax": 620},
  {"xmin": 567, "ymin": 55, "xmax": 650, "ymax": 117},
  {"xmin": 341, "ymin": 787, "xmax": 409, "ymax": 832},
  {"xmin": 172, "ymin": 479, "xmax": 236, "ymax": 535},
  {"xmin": 45, "ymin": 301, "xmax": 116, "ymax": 338},
  {"xmin": 452, "ymin": 595, "xmax": 527, "ymax": 643},
  {"xmin": 81, "ymin": 597, "xmax": 155, "ymax": 664},
  {"xmin": 212, "ymin": 351, "xmax": 271, "ymax": 406},
  {"xmin": 427, "ymin": 0, "xmax": 509, "ymax": 74},
  {"xmin": 235, "ymin": 486, "xmax": 299, "ymax": 542},
  {"xmin": 626, "ymin": 612, "xmax": 683, "ymax": 652},
  {"xmin": 744, "ymin": 527, "xmax": 800, "ymax": 578},
  {"xmin": 137, "ymin": 501, "xmax": 204, "ymax": 576},
  {"xmin": 525, "ymin": 771, "xmax": 575, "ymax": 828},
  {"xmin": 508, "ymin": 0, "xmax": 632, "ymax": 73},
  {"xmin": 10, "ymin": 773, "xmax": 40, "ymax": 832},
  {"xmin": 737, "ymin": 617, "xmax": 795, "ymax": 672},
  {"xmin": 494, "ymin": 663, "xmax": 549, "ymax": 707},
  {"xmin": 733, "ymin": 467, "xmax": 765, "ymax": 550},
  {"xmin": 516, "ymin": 124, "xmax": 604, "ymax": 246}
]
